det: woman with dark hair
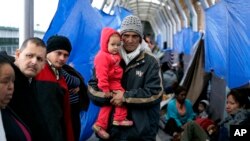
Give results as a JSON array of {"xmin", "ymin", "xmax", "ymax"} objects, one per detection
[
  {"xmin": 164, "ymin": 85, "xmax": 196, "ymax": 138},
  {"xmin": 172, "ymin": 88, "xmax": 250, "ymax": 141},
  {"xmin": 217, "ymin": 89, "xmax": 250, "ymax": 141},
  {"xmin": 0, "ymin": 55, "xmax": 32, "ymax": 141}
]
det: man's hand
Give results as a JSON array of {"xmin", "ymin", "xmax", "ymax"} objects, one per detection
[
  {"xmin": 110, "ymin": 90, "xmax": 124, "ymax": 106},
  {"xmin": 104, "ymin": 92, "xmax": 112, "ymax": 98}
]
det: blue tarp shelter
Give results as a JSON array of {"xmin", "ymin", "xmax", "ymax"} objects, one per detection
[{"xmin": 205, "ymin": 0, "xmax": 250, "ymax": 88}]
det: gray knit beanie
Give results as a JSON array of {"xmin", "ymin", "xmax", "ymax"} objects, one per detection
[{"xmin": 120, "ymin": 15, "xmax": 143, "ymax": 39}]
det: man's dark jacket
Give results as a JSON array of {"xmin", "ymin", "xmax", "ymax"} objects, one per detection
[
  {"xmin": 9, "ymin": 62, "xmax": 50, "ymax": 141},
  {"xmin": 89, "ymin": 51, "xmax": 163, "ymax": 141}
]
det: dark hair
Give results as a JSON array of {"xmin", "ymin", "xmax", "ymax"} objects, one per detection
[
  {"xmin": 178, "ymin": 52, "xmax": 184, "ymax": 61},
  {"xmin": 161, "ymin": 62, "xmax": 171, "ymax": 72},
  {"xmin": 20, "ymin": 37, "xmax": 46, "ymax": 51},
  {"xmin": 0, "ymin": 54, "xmax": 13, "ymax": 68},
  {"xmin": 174, "ymin": 85, "xmax": 187, "ymax": 96},
  {"xmin": 228, "ymin": 89, "xmax": 250, "ymax": 109}
]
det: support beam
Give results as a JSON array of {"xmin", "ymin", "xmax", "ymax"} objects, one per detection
[
  {"xmin": 162, "ymin": 8, "xmax": 173, "ymax": 48},
  {"xmin": 108, "ymin": 0, "xmax": 116, "ymax": 14},
  {"xmin": 19, "ymin": 0, "xmax": 34, "ymax": 47},
  {"xmin": 159, "ymin": 10, "xmax": 169, "ymax": 43},
  {"xmin": 100, "ymin": 0, "xmax": 107, "ymax": 10},
  {"xmin": 165, "ymin": 5, "xmax": 176, "ymax": 34},
  {"xmin": 168, "ymin": 0, "xmax": 181, "ymax": 32},
  {"xmin": 199, "ymin": 0, "xmax": 209, "ymax": 9},
  {"xmin": 174, "ymin": 0, "xmax": 188, "ymax": 28},
  {"xmin": 149, "ymin": 20, "xmax": 159, "ymax": 40},
  {"xmin": 149, "ymin": 16, "xmax": 160, "ymax": 36},
  {"xmin": 184, "ymin": 0, "xmax": 198, "ymax": 31}
]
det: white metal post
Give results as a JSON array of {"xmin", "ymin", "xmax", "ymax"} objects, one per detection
[
  {"xmin": 19, "ymin": 0, "xmax": 34, "ymax": 47},
  {"xmin": 168, "ymin": 1, "xmax": 181, "ymax": 32}
]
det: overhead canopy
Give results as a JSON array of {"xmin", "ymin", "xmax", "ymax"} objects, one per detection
[{"xmin": 121, "ymin": 0, "xmax": 168, "ymax": 34}]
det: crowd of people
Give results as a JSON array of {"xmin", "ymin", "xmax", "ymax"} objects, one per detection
[
  {"xmin": 0, "ymin": 36, "xmax": 87, "ymax": 141},
  {"xmin": 0, "ymin": 14, "xmax": 249, "ymax": 141}
]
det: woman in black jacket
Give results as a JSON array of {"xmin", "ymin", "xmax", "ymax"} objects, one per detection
[{"xmin": 0, "ymin": 54, "xmax": 32, "ymax": 141}]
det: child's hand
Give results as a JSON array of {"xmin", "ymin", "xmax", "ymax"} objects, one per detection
[{"xmin": 104, "ymin": 92, "xmax": 112, "ymax": 98}]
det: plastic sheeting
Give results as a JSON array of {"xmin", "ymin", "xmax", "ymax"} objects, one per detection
[
  {"xmin": 156, "ymin": 34, "xmax": 162, "ymax": 49},
  {"xmin": 181, "ymin": 40, "xmax": 207, "ymax": 104},
  {"xmin": 98, "ymin": 6, "xmax": 132, "ymax": 30},
  {"xmin": 43, "ymin": 1, "xmax": 132, "ymax": 140},
  {"xmin": 173, "ymin": 28, "xmax": 201, "ymax": 55},
  {"xmin": 205, "ymin": 0, "xmax": 250, "ymax": 88}
]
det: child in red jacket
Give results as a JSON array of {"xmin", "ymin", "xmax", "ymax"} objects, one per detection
[{"xmin": 92, "ymin": 27, "xmax": 133, "ymax": 139}]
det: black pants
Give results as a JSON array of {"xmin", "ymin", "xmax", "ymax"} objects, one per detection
[
  {"xmin": 164, "ymin": 118, "xmax": 183, "ymax": 136},
  {"xmin": 71, "ymin": 102, "xmax": 81, "ymax": 141}
]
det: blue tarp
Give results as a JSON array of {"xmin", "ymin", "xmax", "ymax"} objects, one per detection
[
  {"xmin": 98, "ymin": 6, "xmax": 132, "ymax": 30},
  {"xmin": 173, "ymin": 28, "xmax": 201, "ymax": 55},
  {"xmin": 156, "ymin": 34, "xmax": 162, "ymax": 49},
  {"xmin": 205, "ymin": 0, "xmax": 250, "ymax": 88},
  {"xmin": 43, "ymin": 1, "xmax": 132, "ymax": 140}
]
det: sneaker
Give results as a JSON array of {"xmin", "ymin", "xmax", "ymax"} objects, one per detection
[
  {"xmin": 92, "ymin": 124, "xmax": 110, "ymax": 139},
  {"xmin": 113, "ymin": 119, "xmax": 133, "ymax": 126}
]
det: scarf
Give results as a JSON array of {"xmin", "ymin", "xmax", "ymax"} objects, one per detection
[
  {"xmin": 47, "ymin": 60, "xmax": 60, "ymax": 80},
  {"xmin": 120, "ymin": 44, "xmax": 141, "ymax": 65}
]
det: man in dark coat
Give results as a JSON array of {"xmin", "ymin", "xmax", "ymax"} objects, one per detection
[
  {"xmin": 34, "ymin": 35, "xmax": 74, "ymax": 141},
  {"xmin": 8, "ymin": 37, "xmax": 48, "ymax": 141},
  {"xmin": 88, "ymin": 15, "xmax": 163, "ymax": 141}
]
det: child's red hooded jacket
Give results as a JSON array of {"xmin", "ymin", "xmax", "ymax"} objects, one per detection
[{"xmin": 94, "ymin": 27, "xmax": 124, "ymax": 92}]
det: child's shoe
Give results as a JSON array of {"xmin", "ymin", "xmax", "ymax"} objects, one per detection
[
  {"xmin": 92, "ymin": 124, "xmax": 110, "ymax": 139},
  {"xmin": 113, "ymin": 119, "xmax": 133, "ymax": 126}
]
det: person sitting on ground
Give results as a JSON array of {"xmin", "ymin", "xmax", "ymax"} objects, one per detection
[
  {"xmin": 164, "ymin": 85, "xmax": 196, "ymax": 137},
  {"xmin": 177, "ymin": 88, "xmax": 250, "ymax": 141},
  {"xmin": 92, "ymin": 27, "xmax": 133, "ymax": 140},
  {"xmin": 216, "ymin": 89, "xmax": 250, "ymax": 141},
  {"xmin": 197, "ymin": 99, "xmax": 210, "ymax": 119}
]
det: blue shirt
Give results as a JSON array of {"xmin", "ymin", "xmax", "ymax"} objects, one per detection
[{"xmin": 165, "ymin": 98, "xmax": 196, "ymax": 127}]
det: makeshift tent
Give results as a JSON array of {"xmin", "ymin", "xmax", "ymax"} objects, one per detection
[
  {"xmin": 173, "ymin": 28, "xmax": 201, "ymax": 55},
  {"xmin": 179, "ymin": 38, "xmax": 227, "ymax": 121},
  {"xmin": 181, "ymin": 39, "xmax": 207, "ymax": 104},
  {"xmin": 98, "ymin": 6, "xmax": 132, "ymax": 30},
  {"xmin": 205, "ymin": 0, "xmax": 250, "ymax": 88}
]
